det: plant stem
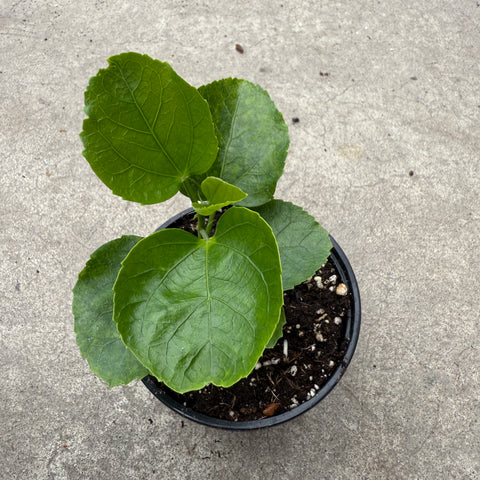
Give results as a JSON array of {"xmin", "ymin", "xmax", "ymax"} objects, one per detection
[
  {"xmin": 181, "ymin": 178, "xmax": 201, "ymax": 202},
  {"xmin": 196, "ymin": 215, "xmax": 209, "ymax": 240},
  {"xmin": 205, "ymin": 213, "xmax": 216, "ymax": 236}
]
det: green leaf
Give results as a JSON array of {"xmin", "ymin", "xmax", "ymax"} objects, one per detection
[
  {"xmin": 253, "ymin": 200, "xmax": 332, "ymax": 290},
  {"xmin": 113, "ymin": 207, "xmax": 283, "ymax": 393},
  {"xmin": 80, "ymin": 52, "xmax": 218, "ymax": 205},
  {"xmin": 266, "ymin": 308, "xmax": 286, "ymax": 349},
  {"xmin": 182, "ymin": 79, "xmax": 289, "ymax": 207},
  {"xmin": 73, "ymin": 235, "xmax": 149, "ymax": 386},
  {"xmin": 192, "ymin": 176, "xmax": 247, "ymax": 216}
]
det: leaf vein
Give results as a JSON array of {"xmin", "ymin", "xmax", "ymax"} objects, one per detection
[
  {"xmin": 115, "ymin": 61, "xmax": 182, "ymax": 175},
  {"xmin": 96, "ymin": 131, "xmax": 180, "ymax": 179}
]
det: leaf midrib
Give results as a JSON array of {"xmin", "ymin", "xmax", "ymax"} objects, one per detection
[{"xmin": 115, "ymin": 61, "xmax": 182, "ymax": 176}]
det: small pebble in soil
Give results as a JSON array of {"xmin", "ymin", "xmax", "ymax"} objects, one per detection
[
  {"xmin": 336, "ymin": 283, "xmax": 348, "ymax": 295},
  {"xmin": 263, "ymin": 403, "xmax": 281, "ymax": 417}
]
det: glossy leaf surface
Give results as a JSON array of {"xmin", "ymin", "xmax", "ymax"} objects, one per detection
[
  {"xmin": 73, "ymin": 236, "xmax": 149, "ymax": 386},
  {"xmin": 80, "ymin": 52, "xmax": 218, "ymax": 205},
  {"xmin": 113, "ymin": 207, "xmax": 283, "ymax": 393},
  {"xmin": 192, "ymin": 176, "xmax": 247, "ymax": 216},
  {"xmin": 253, "ymin": 200, "xmax": 332, "ymax": 290},
  {"xmin": 183, "ymin": 78, "xmax": 289, "ymax": 207}
]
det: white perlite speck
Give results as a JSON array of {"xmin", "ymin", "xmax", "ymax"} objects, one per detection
[
  {"xmin": 263, "ymin": 358, "xmax": 280, "ymax": 366},
  {"xmin": 316, "ymin": 332, "xmax": 325, "ymax": 342},
  {"xmin": 336, "ymin": 283, "xmax": 348, "ymax": 295},
  {"xmin": 334, "ymin": 317, "xmax": 342, "ymax": 325},
  {"xmin": 306, "ymin": 388, "xmax": 316, "ymax": 399},
  {"xmin": 290, "ymin": 365, "xmax": 298, "ymax": 376},
  {"xmin": 314, "ymin": 276, "xmax": 324, "ymax": 288}
]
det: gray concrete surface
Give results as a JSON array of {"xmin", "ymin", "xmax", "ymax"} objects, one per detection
[{"xmin": 1, "ymin": 1, "xmax": 479, "ymax": 478}]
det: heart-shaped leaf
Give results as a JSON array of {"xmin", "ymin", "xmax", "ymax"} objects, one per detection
[
  {"xmin": 73, "ymin": 235, "xmax": 149, "ymax": 386},
  {"xmin": 192, "ymin": 176, "xmax": 247, "ymax": 215},
  {"xmin": 253, "ymin": 200, "xmax": 332, "ymax": 290},
  {"xmin": 113, "ymin": 207, "xmax": 283, "ymax": 393},
  {"xmin": 182, "ymin": 79, "xmax": 289, "ymax": 207},
  {"xmin": 80, "ymin": 52, "xmax": 218, "ymax": 205}
]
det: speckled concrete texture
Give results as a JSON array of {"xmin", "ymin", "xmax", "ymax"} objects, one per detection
[{"xmin": 1, "ymin": 1, "xmax": 479, "ymax": 479}]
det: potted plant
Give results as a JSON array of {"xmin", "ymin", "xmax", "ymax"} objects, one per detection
[{"xmin": 73, "ymin": 52, "xmax": 361, "ymax": 430}]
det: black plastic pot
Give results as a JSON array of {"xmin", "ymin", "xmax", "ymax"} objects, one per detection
[{"xmin": 142, "ymin": 208, "xmax": 361, "ymax": 430}]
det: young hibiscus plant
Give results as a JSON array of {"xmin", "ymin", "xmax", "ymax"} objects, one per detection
[{"xmin": 73, "ymin": 52, "xmax": 332, "ymax": 394}]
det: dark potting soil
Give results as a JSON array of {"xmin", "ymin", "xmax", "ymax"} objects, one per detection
[{"xmin": 152, "ymin": 210, "xmax": 352, "ymax": 422}]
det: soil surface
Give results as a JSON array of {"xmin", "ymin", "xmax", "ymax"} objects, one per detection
[{"xmin": 151, "ymin": 210, "xmax": 352, "ymax": 422}]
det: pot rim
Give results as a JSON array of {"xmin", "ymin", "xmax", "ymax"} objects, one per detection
[{"xmin": 142, "ymin": 207, "xmax": 361, "ymax": 430}]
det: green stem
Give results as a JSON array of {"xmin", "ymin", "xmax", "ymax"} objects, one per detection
[
  {"xmin": 196, "ymin": 215, "xmax": 209, "ymax": 240},
  {"xmin": 181, "ymin": 179, "xmax": 198, "ymax": 201},
  {"xmin": 205, "ymin": 213, "xmax": 216, "ymax": 236}
]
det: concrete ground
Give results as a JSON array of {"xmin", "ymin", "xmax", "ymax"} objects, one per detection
[{"xmin": 1, "ymin": 1, "xmax": 479, "ymax": 478}]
